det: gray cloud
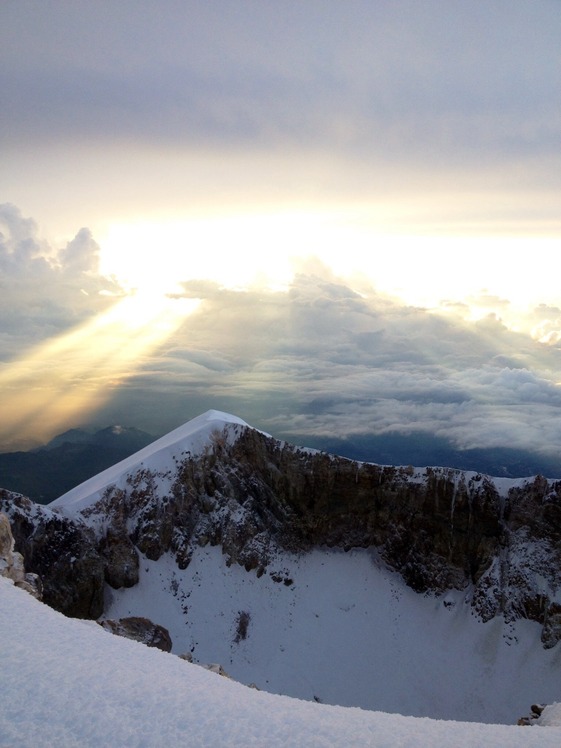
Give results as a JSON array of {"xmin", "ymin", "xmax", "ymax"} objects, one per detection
[
  {"xmin": 1, "ymin": 1, "xmax": 559, "ymax": 181},
  {"xmin": 84, "ymin": 270, "xmax": 561, "ymax": 462},
  {"xmin": 0, "ymin": 204, "xmax": 122, "ymax": 353}
]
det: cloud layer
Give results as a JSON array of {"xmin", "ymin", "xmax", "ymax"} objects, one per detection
[
  {"xmin": 1, "ymin": 1, "xmax": 560, "ymax": 240},
  {"xmin": 1, "ymin": 206, "xmax": 561, "ymax": 466},
  {"xmin": 2, "ymin": 2, "xmax": 559, "ymax": 168},
  {"xmin": 90, "ymin": 269, "xmax": 561, "ymax": 463}
]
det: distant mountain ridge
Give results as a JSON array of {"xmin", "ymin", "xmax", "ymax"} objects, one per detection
[
  {"xmin": 288, "ymin": 431, "xmax": 561, "ymax": 479},
  {"xmin": 40, "ymin": 424, "xmax": 153, "ymax": 451},
  {"xmin": 0, "ymin": 425, "xmax": 156, "ymax": 503}
]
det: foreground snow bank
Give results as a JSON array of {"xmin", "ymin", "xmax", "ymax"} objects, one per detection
[{"xmin": 1, "ymin": 578, "xmax": 560, "ymax": 747}]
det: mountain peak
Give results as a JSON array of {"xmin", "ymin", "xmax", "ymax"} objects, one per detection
[{"xmin": 50, "ymin": 410, "xmax": 253, "ymax": 514}]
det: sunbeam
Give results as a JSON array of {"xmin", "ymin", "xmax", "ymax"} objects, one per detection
[{"xmin": 0, "ymin": 293, "xmax": 199, "ymax": 449}]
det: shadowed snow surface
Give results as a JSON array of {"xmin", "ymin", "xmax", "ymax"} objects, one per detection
[
  {"xmin": 1, "ymin": 578, "xmax": 561, "ymax": 747},
  {"xmin": 103, "ymin": 545, "xmax": 561, "ymax": 724}
]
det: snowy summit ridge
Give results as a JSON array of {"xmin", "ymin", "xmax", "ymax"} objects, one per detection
[{"xmin": 50, "ymin": 409, "xmax": 252, "ymax": 514}]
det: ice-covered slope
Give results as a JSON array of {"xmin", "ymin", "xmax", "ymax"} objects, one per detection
[
  {"xmin": 50, "ymin": 410, "xmax": 251, "ymax": 514},
  {"xmin": 2, "ymin": 577, "xmax": 561, "ymax": 748}
]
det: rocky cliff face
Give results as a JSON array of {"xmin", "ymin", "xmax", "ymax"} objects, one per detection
[
  {"xmin": 2, "ymin": 421, "xmax": 561, "ymax": 647},
  {"xmin": 0, "ymin": 511, "xmax": 42, "ymax": 599},
  {"xmin": 0, "ymin": 489, "xmax": 105, "ymax": 618}
]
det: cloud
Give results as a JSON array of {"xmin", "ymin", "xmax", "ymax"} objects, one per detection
[
  {"xmin": 1, "ymin": 2, "xmax": 559, "ymax": 266},
  {"xmin": 3, "ymin": 206, "xmax": 560, "ymax": 461},
  {"xmin": 83, "ymin": 270, "xmax": 561, "ymax": 462},
  {"xmin": 527, "ymin": 304, "xmax": 561, "ymax": 345},
  {"xmin": 0, "ymin": 204, "xmax": 123, "ymax": 352},
  {"xmin": 58, "ymin": 227, "xmax": 100, "ymax": 274},
  {"xmin": 468, "ymin": 294, "xmax": 511, "ymax": 310},
  {"xmin": 1, "ymin": 1, "xmax": 560, "ymax": 179}
]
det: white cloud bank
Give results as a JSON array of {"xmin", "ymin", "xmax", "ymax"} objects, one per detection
[
  {"xmin": 106, "ymin": 273, "xmax": 561, "ymax": 460},
  {"xmin": 1, "ymin": 206, "xmax": 561, "ymax": 467}
]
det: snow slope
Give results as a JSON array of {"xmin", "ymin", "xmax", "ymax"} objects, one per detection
[
  {"xmin": 103, "ymin": 543, "xmax": 561, "ymax": 725},
  {"xmin": 1, "ymin": 578, "xmax": 560, "ymax": 748}
]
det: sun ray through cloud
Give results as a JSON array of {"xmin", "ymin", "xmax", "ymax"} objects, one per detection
[{"xmin": 0, "ymin": 293, "xmax": 199, "ymax": 449}]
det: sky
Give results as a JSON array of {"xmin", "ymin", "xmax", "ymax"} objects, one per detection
[{"xmin": 1, "ymin": 1, "xmax": 561, "ymax": 464}]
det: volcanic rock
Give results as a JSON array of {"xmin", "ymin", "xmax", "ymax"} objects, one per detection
[
  {"xmin": 0, "ymin": 511, "xmax": 42, "ymax": 600},
  {"xmin": 0, "ymin": 489, "xmax": 104, "ymax": 618},
  {"xmin": 99, "ymin": 616, "xmax": 172, "ymax": 652}
]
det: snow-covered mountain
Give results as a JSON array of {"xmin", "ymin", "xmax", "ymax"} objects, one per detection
[
  {"xmin": 3, "ymin": 410, "xmax": 561, "ymax": 726},
  {"xmin": 50, "ymin": 410, "xmax": 251, "ymax": 515}
]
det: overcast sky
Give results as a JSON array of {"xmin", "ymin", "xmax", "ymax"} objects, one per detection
[{"xmin": 1, "ymin": 1, "xmax": 560, "ymax": 467}]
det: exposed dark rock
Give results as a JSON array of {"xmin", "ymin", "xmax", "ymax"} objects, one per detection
[
  {"xmin": 517, "ymin": 703, "xmax": 546, "ymax": 726},
  {"xmin": 233, "ymin": 610, "xmax": 251, "ymax": 643},
  {"xmin": 99, "ymin": 528, "xmax": 139, "ymax": 589},
  {"xmin": 0, "ymin": 489, "xmax": 104, "ymax": 618},
  {"xmin": 100, "ymin": 616, "xmax": 172, "ymax": 652},
  {"xmin": 0, "ymin": 511, "xmax": 42, "ymax": 600}
]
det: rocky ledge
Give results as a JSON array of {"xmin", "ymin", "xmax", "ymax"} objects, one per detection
[
  {"xmin": 2, "ymin": 424, "xmax": 561, "ymax": 646},
  {"xmin": 0, "ymin": 490, "xmax": 105, "ymax": 617}
]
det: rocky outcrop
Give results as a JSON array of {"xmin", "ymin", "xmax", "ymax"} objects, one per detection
[
  {"xmin": 3, "ymin": 421, "xmax": 561, "ymax": 647},
  {"xmin": 99, "ymin": 528, "xmax": 139, "ymax": 588},
  {"xmin": 99, "ymin": 616, "xmax": 172, "ymax": 652},
  {"xmin": 0, "ymin": 512, "xmax": 42, "ymax": 599},
  {"xmin": 74, "ymin": 425, "xmax": 561, "ymax": 646},
  {"xmin": 200, "ymin": 663, "xmax": 232, "ymax": 678},
  {"xmin": 0, "ymin": 489, "xmax": 104, "ymax": 618},
  {"xmin": 517, "ymin": 703, "xmax": 546, "ymax": 726},
  {"xmin": 229, "ymin": 430, "xmax": 561, "ymax": 647},
  {"xmin": 178, "ymin": 653, "xmax": 233, "ymax": 679}
]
